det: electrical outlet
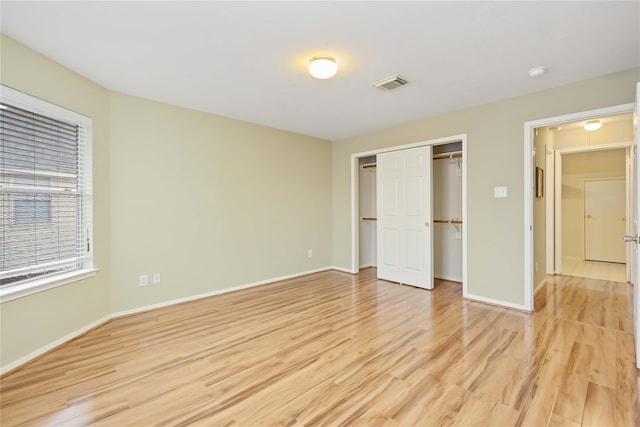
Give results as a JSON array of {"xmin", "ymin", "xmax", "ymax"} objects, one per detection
[
  {"xmin": 139, "ymin": 274, "xmax": 148, "ymax": 287},
  {"xmin": 153, "ymin": 273, "xmax": 161, "ymax": 284},
  {"xmin": 307, "ymin": 249, "xmax": 313, "ymax": 258}
]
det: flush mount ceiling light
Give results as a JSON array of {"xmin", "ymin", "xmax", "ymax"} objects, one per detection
[
  {"xmin": 308, "ymin": 56, "xmax": 337, "ymax": 79},
  {"xmin": 584, "ymin": 120, "xmax": 602, "ymax": 131},
  {"xmin": 528, "ymin": 66, "xmax": 546, "ymax": 78}
]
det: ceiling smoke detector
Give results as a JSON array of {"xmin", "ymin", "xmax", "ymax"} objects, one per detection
[{"xmin": 372, "ymin": 75, "xmax": 408, "ymax": 90}]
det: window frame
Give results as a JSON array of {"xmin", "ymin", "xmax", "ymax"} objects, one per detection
[{"xmin": 0, "ymin": 85, "xmax": 98, "ymax": 303}]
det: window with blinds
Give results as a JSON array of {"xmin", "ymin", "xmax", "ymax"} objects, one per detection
[{"xmin": 1, "ymin": 86, "xmax": 93, "ymax": 288}]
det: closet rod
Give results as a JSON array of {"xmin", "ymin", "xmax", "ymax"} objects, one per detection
[
  {"xmin": 433, "ymin": 219, "xmax": 463, "ymax": 224},
  {"xmin": 360, "ymin": 217, "xmax": 377, "ymax": 221},
  {"xmin": 362, "ymin": 154, "xmax": 459, "ymax": 165},
  {"xmin": 433, "ymin": 152, "xmax": 462, "ymax": 160}
]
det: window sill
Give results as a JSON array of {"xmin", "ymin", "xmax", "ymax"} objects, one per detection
[{"xmin": 0, "ymin": 268, "xmax": 100, "ymax": 303}]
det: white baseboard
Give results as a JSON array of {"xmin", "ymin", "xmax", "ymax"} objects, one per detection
[
  {"xmin": 2, "ymin": 267, "xmax": 336, "ymax": 375},
  {"xmin": 331, "ymin": 266, "xmax": 357, "ymax": 274},
  {"xmin": 534, "ymin": 279, "xmax": 547, "ymax": 294},
  {"xmin": 0, "ymin": 314, "xmax": 111, "ymax": 376},
  {"xmin": 434, "ymin": 274, "xmax": 463, "ymax": 282},
  {"xmin": 111, "ymin": 266, "xmax": 334, "ymax": 319},
  {"xmin": 464, "ymin": 293, "xmax": 531, "ymax": 313}
]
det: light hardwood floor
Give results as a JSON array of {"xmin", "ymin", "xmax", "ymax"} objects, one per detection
[{"xmin": 0, "ymin": 268, "xmax": 637, "ymax": 426}]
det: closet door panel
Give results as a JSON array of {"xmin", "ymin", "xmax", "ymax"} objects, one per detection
[
  {"xmin": 377, "ymin": 146, "xmax": 433, "ymax": 289},
  {"xmin": 382, "ymin": 228, "xmax": 399, "ymax": 267}
]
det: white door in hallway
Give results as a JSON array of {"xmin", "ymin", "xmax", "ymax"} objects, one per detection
[
  {"xmin": 584, "ymin": 179, "xmax": 626, "ymax": 263},
  {"xmin": 377, "ymin": 146, "xmax": 433, "ymax": 289}
]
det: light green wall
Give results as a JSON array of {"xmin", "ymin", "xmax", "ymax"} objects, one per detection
[
  {"xmin": 109, "ymin": 93, "xmax": 332, "ymax": 312},
  {"xmin": 332, "ymin": 68, "xmax": 639, "ymax": 306},
  {"xmin": 0, "ymin": 35, "xmax": 112, "ymax": 366}
]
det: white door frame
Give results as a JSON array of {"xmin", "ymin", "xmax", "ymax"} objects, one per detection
[
  {"xmin": 524, "ymin": 103, "xmax": 635, "ymax": 311},
  {"xmin": 552, "ymin": 143, "xmax": 632, "ymax": 276},
  {"xmin": 350, "ymin": 134, "xmax": 467, "ymax": 293},
  {"xmin": 545, "ymin": 146, "xmax": 555, "ymax": 274}
]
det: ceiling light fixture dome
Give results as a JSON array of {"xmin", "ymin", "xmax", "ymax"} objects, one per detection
[
  {"xmin": 308, "ymin": 56, "xmax": 337, "ymax": 79},
  {"xmin": 584, "ymin": 120, "xmax": 602, "ymax": 131}
]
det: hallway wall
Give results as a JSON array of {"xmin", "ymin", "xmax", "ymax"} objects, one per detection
[{"xmin": 562, "ymin": 149, "xmax": 626, "ymax": 260}]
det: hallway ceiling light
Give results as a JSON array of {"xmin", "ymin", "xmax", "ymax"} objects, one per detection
[
  {"xmin": 308, "ymin": 56, "xmax": 337, "ymax": 79},
  {"xmin": 584, "ymin": 120, "xmax": 602, "ymax": 131}
]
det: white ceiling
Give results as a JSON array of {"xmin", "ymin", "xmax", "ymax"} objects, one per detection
[{"xmin": 1, "ymin": 1, "xmax": 638, "ymax": 141}]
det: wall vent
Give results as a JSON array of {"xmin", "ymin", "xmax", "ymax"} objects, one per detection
[{"xmin": 372, "ymin": 75, "xmax": 408, "ymax": 90}]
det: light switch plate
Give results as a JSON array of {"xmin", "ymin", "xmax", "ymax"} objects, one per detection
[{"xmin": 494, "ymin": 186, "xmax": 508, "ymax": 198}]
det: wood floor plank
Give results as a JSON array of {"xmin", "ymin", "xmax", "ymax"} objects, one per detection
[
  {"xmin": 552, "ymin": 373, "xmax": 589, "ymax": 424},
  {"xmin": 549, "ymin": 413, "xmax": 582, "ymax": 427},
  {"xmin": 551, "ymin": 341, "xmax": 592, "ymax": 423},
  {"xmin": 582, "ymin": 382, "xmax": 616, "ymax": 427},
  {"xmin": 546, "ymin": 319, "xmax": 579, "ymax": 365},
  {"xmin": 587, "ymin": 327, "xmax": 617, "ymax": 388},
  {"xmin": 616, "ymin": 329, "xmax": 637, "ymax": 363},
  {"xmin": 615, "ymin": 357, "xmax": 639, "ymax": 427},
  {"xmin": 0, "ymin": 269, "xmax": 637, "ymax": 426},
  {"xmin": 516, "ymin": 358, "xmax": 566, "ymax": 427}
]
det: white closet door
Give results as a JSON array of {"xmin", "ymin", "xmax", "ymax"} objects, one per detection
[
  {"xmin": 584, "ymin": 179, "xmax": 626, "ymax": 263},
  {"xmin": 376, "ymin": 146, "xmax": 433, "ymax": 289}
]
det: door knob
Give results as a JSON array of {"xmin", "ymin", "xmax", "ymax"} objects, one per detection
[
  {"xmin": 623, "ymin": 235, "xmax": 638, "ymax": 243},
  {"xmin": 585, "ymin": 214, "xmax": 592, "ymax": 219},
  {"xmin": 425, "ymin": 222, "xmax": 429, "ymax": 227}
]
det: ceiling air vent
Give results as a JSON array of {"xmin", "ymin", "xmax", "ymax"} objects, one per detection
[{"xmin": 372, "ymin": 75, "xmax": 407, "ymax": 90}]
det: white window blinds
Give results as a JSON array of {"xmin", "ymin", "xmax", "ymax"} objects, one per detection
[{"xmin": 0, "ymin": 86, "xmax": 93, "ymax": 287}]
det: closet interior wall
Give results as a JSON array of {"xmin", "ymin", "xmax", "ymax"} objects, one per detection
[
  {"xmin": 433, "ymin": 144, "xmax": 463, "ymax": 282},
  {"xmin": 359, "ymin": 156, "xmax": 377, "ymax": 268}
]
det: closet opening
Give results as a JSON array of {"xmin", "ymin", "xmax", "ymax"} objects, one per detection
[
  {"xmin": 350, "ymin": 134, "xmax": 467, "ymax": 294},
  {"xmin": 432, "ymin": 142, "xmax": 463, "ymax": 284}
]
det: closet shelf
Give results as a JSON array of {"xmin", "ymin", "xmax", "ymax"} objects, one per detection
[
  {"xmin": 360, "ymin": 217, "xmax": 377, "ymax": 221},
  {"xmin": 433, "ymin": 152, "xmax": 462, "ymax": 160},
  {"xmin": 433, "ymin": 219, "xmax": 463, "ymax": 224}
]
